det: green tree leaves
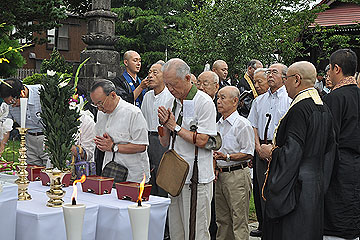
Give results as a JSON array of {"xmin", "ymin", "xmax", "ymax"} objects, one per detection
[{"xmin": 174, "ymin": 0, "xmax": 319, "ymax": 75}]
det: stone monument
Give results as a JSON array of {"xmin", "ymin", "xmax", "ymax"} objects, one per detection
[{"xmin": 79, "ymin": 0, "xmax": 121, "ymax": 91}]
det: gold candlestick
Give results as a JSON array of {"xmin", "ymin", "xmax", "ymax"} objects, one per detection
[{"xmin": 15, "ymin": 128, "xmax": 32, "ymax": 201}]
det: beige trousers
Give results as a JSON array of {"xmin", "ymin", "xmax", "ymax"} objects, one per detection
[
  {"xmin": 215, "ymin": 167, "xmax": 252, "ymax": 240},
  {"xmin": 169, "ymin": 182, "xmax": 213, "ymax": 240}
]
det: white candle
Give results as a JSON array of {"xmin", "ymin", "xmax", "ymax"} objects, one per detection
[
  {"xmin": 63, "ymin": 203, "xmax": 86, "ymax": 240},
  {"xmin": 128, "ymin": 203, "xmax": 151, "ymax": 240},
  {"xmin": 20, "ymin": 98, "xmax": 28, "ymax": 128}
]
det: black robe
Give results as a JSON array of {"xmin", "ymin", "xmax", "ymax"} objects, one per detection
[
  {"xmin": 236, "ymin": 76, "xmax": 255, "ymax": 118},
  {"xmin": 323, "ymin": 84, "xmax": 360, "ymax": 239},
  {"xmin": 263, "ymin": 98, "xmax": 336, "ymax": 240}
]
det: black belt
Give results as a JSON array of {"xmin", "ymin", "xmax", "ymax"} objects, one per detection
[
  {"xmin": 28, "ymin": 132, "xmax": 44, "ymax": 136},
  {"xmin": 260, "ymin": 139, "xmax": 272, "ymax": 144},
  {"xmin": 219, "ymin": 162, "xmax": 248, "ymax": 172},
  {"xmin": 148, "ymin": 131, "xmax": 158, "ymax": 136}
]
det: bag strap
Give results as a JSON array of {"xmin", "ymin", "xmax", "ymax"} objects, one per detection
[{"xmin": 170, "ymin": 84, "xmax": 198, "ymax": 150}]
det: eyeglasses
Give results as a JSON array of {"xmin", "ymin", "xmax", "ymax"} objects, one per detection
[
  {"xmin": 91, "ymin": 95, "xmax": 110, "ymax": 109},
  {"xmin": 195, "ymin": 81, "xmax": 216, "ymax": 87},
  {"xmin": 282, "ymin": 74, "xmax": 297, "ymax": 81},
  {"xmin": 265, "ymin": 69, "xmax": 280, "ymax": 75}
]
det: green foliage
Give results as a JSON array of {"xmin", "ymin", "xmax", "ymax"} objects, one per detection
[
  {"xmin": 0, "ymin": 0, "xmax": 67, "ymax": 42},
  {"xmin": 23, "ymin": 72, "xmax": 72, "ymax": 85},
  {"xmin": 304, "ymin": 24, "xmax": 360, "ymax": 65},
  {"xmin": 1, "ymin": 140, "xmax": 20, "ymax": 163},
  {"xmin": 112, "ymin": 0, "xmax": 193, "ymax": 77},
  {"xmin": 40, "ymin": 48, "xmax": 73, "ymax": 74},
  {"xmin": 23, "ymin": 73, "xmax": 45, "ymax": 85},
  {"xmin": 0, "ymin": 25, "xmax": 26, "ymax": 77},
  {"xmin": 174, "ymin": 0, "xmax": 320, "ymax": 76},
  {"xmin": 39, "ymin": 73, "xmax": 80, "ymax": 171}
]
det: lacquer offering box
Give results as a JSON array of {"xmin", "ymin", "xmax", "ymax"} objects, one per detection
[
  {"xmin": 81, "ymin": 176, "xmax": 114, "ymax": 195},
  {"xmin": 26, "ymin": 165, "xmax": 45, "ymax": 181},
  {"xmin": 39, "ymin": 170, "xmax": 72, "ymax": 187},
  {"xmin": 115, "ymin": 182, "xmax": 152, "ymax": 202}
]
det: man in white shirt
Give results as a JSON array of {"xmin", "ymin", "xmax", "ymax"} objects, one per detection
[
  {"xmin": 214, "ymin": 86, "xmax": 255, "ymax": 240},
  {"xmin": 141, "ymin": 60, "xmax": 174, "ymax": 196},
  {"xmin": 247, "ymin": 63, "xmax": 291, "ymax": 237},
  {"xmin": 90, "ymin": 80, "xmax": 150, "ymax": 183},
  {"xmin": 158, "ymin": 58, "xmax": 217, "ymax": 240}
]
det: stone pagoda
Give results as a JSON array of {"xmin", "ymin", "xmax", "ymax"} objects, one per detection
[{"xmin": 79, "ymin": 0, "xmax": 121, "ymax": 91}]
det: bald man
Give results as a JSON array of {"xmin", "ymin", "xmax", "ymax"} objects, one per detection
[
  {"xmin": 212, "ymin": 60, "xmax": 230, "ymax": 89},
  {"xmin": 112, "ymin": 50, "xmax": 148, "ymax": 107},
  {"xmin": 214, "ymin": 86, "xmax": 254, "ymax": 240},
  {"xmin": 260, "ymin": 61, "xmax": 336, "ymax": 240}
]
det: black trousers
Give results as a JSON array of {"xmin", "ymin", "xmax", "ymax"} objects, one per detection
[{"xmin": 253, "ymin": 151, "xmax": 263, "ymax": 230}]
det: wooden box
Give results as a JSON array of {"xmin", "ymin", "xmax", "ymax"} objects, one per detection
[
  {"xmin": 115, "ymin": 182, "xmax": 152, "ymax": 202},
  {"xmin": 26, "ymin": 165, "xmax": 45, "ymax": 181},
  {"xmin": 81, "ymin": 176, "xmax": 114, "ymax": 195}
]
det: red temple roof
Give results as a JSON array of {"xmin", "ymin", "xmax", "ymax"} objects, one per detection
[{"xmin": 313, "ymin": 1, "xmax": 360, "ymax": 27}]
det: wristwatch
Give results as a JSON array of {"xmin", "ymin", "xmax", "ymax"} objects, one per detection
[
  {"xmin": 226, "ymin": 154, "xmax": 231, "ymax": 162},
  {"xmin": 112, "ymin": 143, "xmax": 119, "ymax": 152},
  {"xmin": 174, "ymin": 125, "xmax": 182, "ymax": 134}
]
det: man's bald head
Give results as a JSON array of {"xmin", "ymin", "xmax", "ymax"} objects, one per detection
[
  {"xmin": 289, "ymin": 61, "xmax": 317, "ymax": 86},
  {"xmin": 217, "ymin": 86, "xmax": 240, "ymax": 117},
  {"xmin": 219, "ymin": 86, "xmax": 240, "ymax": 101},
  {"xmin": 212, "ymin": 60, "xmax": 228, "ymax": 82},
  {"xmin": 123, "ymin": 50, "xmax": 141, "ymax": 75},
  {"xmin": 123, "ymin": 50, "xmax": 139, "ymax": 61},
  {"xmin": 197, "ymin": 71, "xmax": 219, "ymax": 99},
  {"xmin": 284, "ymin": 61, "xmax": 317, "ymax": 99}
]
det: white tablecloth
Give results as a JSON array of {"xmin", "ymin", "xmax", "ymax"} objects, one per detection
[
  {"xmin": 27, "ymin": 181, "xmax": 170, "ymax": 240},
  {"xmin": 0, "ymin": 182, "xmax": 18, "ymax": 240},
  {"xmin": 16, "ymin": 186, "xmax": 99, "ymax": 240}
]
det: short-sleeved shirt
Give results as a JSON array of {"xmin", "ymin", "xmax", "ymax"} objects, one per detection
[
  {"xmin": 141, "ymin": 87, "xmax": 174, "ymax": 132},
  {"xmin": 172, "ymin": 90, "xmax": 217, "ymax": 184},
  {"xmin": 248, "ymin": 85, "xmax": 291, "ymax": 141},
  {"xmin": 216, "ymin": 111, "xmax": 255, "ymax": 167},
  {"xmin": 8, "ymin": 85, "xmax": 43, "ymax": 133},
  {"xmin": 95, "ymin": 98, "xmax": 150, "ymax": 183}
]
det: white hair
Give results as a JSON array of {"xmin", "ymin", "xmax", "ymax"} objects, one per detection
[{"xmin": 162, "ymin": 58, "xmax": 191, "ymax": 80}]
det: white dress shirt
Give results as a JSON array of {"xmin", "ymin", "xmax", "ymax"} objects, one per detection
[
  {"xmin": 217, "ymin": 111, "xmax": 255, "ymax": 167},
  {"xmin": 95, "ymin": 98, "xmax": 150, "ymax": 183},
  {"xmin": 172, "ymin": 90, "xmax": 217, "ymax": 184},
  {"xmin": 141, "ymin": 87, "xmax": 174, "ymax": 131},
  {"xmin": 76, "ymin": 110, "xmax": 96, "ymax": 162},
  {"xmin": 248, "ymin": 85, "xmax": 291, "ymax": 141}
]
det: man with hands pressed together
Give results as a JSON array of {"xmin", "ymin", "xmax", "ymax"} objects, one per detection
[
  {"xmin": 213, "ymin": 86, "xmax": 254, "ymax": 240},
  {"xmin": 90, "ymin": 79, "xmax": 150, "ymax": 183},
  {"xmin": 158, "ymin": 58, "xmax": 217, "ymax": 240}
]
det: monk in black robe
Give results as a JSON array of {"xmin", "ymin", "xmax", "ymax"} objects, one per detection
[
  {"xmin": 260, "ymin": 61, "xmax": 336, "ymax": 240},
  {"xmin": 323, "ymin": 48, "xmax": 360, "ymax": 239}
]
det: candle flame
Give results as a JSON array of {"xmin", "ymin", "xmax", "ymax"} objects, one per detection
[
  {"xmin": 137, "ymin": 174, "xmax": 146, "ymax": 206},
  {"xmin": 71, "ymin": 175, "xmax": 86, "ymax": 204},
  {"xmin": 20, "ymin": 90, "xmax": 26, "ymax": 98}
]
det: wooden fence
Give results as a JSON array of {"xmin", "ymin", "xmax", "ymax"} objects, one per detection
[{"xmin": 15, "ymin": 68, "xmax": 40, "ymax": 80}]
